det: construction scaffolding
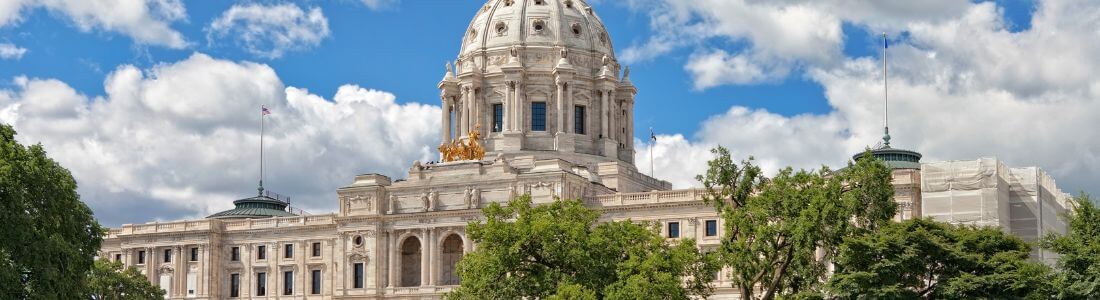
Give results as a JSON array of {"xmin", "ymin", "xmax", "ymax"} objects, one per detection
[{"xmin": 921, "ymin": 158, "xmax": 1071, "ymax": 264}]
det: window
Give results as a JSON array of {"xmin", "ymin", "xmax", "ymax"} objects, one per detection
[
  {"xmin": 495, "ymin": 22, "xmax": 507, "ymax": 36},
  {"xmin": 571, "ymin": 23, "xmax": 583, "ymax": 36},
  {"xmin": 256, "ymin": 272, "xmax": 267, "ymax": 296},
  {"xmin": 574, "ymin": 106, "xmax": 586, "ymax": 134},
  {"xmin": 284, "ymin": 271, "xmax": 294, "ymax": 295},
  {"xmin": 137, "ymin": 250, "xmax": 146, "ymax": 264},
  {"xmin": 353, "ymin": 236, "xmax": 363, "ymax": 246},
  {"xmin": 231, "ymin": 247, "xmax": 240, "ymax": 261},
  {"xmin": 230, "ymin": 273, "xmax": 240, "ymax": 298},
  {"xmin": 312, "ymin": 242, "xmax": 321, "ymax": 257},
  {"xmin": 705, "ymin": 220, "xmax": 718, "ymax": 237},
  {"xmin": 668, "ymin": 222, "xmax": 680, "ymax": 238},
  {"xmin": 257, "ymin": 245, "xmax": 266, "ymax": 260},
  {"xmin": 190, "ymin": 247, "xmax": 198, "ymax": 262},
  {"xmin": 531, "ymin": 102, "xmax": 546, "ymax": 131},
  {"xmin": 534, "ymin": 0, "xmax": 546, "ymax": 5},
  {"xmin": 164, "ymin": 249, "xmax": 172, "ymax": 263},
  {"xmin": 114, "ymin": 254, "xmax": 121, "ymax": 262},
  {"xmin": 311, "ymin": 270, "xmax": 321, "ymax": 294},
  {"xmin": 353, "ymin": 263, "xmax": 364, "ymax": 289},
  {"xmin": 532, "ymin": 20, "xmax": 546, "ymax": 33},
  {"xmin": 285, "ymin": 244, "xmax": 294, "ymax": 259},
  {"xmin": 492, "ymin": 103, "xmax": 503, "ymax": 132}
]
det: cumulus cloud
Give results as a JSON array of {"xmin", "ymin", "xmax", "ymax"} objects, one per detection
[
  {"xmin": 0, "ymin": 53, "xmax": 440, "ymax": 226},
  {"xmin": 207, "ymin": 3, "xmax": 331, "ymax": 59},
  {"xmin": 0, "ymin": 43, "xmax": 27, "ymax": 60},
  {"xmin": 633, "ymin": 0, "xmax": 1100, "ymax": 197},
  {"xmin": 0, "ymin": 0, "xmax": 187, "ymax": 48}
]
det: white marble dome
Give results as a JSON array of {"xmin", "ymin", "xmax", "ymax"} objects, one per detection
[{"xmin": 460, "ymin": 0, "xmax": 615, "ymax": 61}]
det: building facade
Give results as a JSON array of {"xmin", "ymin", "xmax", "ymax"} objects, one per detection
[
  {"xmin": 99, "ymin": 0, "xmax": 1075, "ymax": 299},
  {"xmin": 100, "ymin": 0, "xmax": 735, "ymax": 298}
]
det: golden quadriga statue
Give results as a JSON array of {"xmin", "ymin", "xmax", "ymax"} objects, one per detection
[{"xmin": 439, "ymin": 125, "xmax": 485, "ymax": 162}]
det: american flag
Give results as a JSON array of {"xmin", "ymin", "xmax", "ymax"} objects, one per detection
[{"xmin": 261, "ymin": 106, "xmax": 271, "ymax": 116}]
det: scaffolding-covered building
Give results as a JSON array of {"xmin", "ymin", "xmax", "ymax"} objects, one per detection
[{"xmin": 920, "ymin": 158, "xmax": 1072, "ymax": 263}]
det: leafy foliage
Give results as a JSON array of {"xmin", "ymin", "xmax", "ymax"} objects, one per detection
[
  {"xmin": 1043, "ymin": 194, "xmax": 1100, "ymax": 298},
  {"xmin": 828, "ymin": 218, "xmax": 1053, "ymax": 299},
  {"xmin": 86, "ymin": 259, "xmax": 165, "ymax": 299},
  {"xmin": 445, "ymin": 195, "xmax": 718, "ymax": 300},
  {"xmin": 0, "ymin": 124, "xmax": 104, "ymax": 298},
  {"xmin": 696, "ymin": 147, "xmax": 896, "ymax": 299}
]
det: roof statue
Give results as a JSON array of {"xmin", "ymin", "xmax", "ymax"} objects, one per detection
[{"xmin": 439, "ymin": 125, "xmax": 486, "ymax": 162}]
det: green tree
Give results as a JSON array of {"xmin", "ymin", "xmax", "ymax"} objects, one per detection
[
  {"xmin": 445, "ymin": 195, "xmax": 718, "ymax": 300},
  {"xmin": 696, "ymin": 148, "xmax": 896, "ymax": 299},
  {"xmin": 828, "ymin": 218, "xmax": 1053, "ymax": 299},
  {"xmin": 0, "ymin": 124, "xmax": 104, "ymax": 298},
  {"xmin": 85, "ymin": 258, "xmax": 164, "ymax": 299},
  {"xmin": 1043, "ymin": 194, "xmax": 1100, "ymax": 298}
]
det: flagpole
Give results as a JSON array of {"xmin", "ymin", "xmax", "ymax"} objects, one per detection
[
  {"xmin": 883, "ymin": 32, "xmax": 890, "ymax": 147},
  {"xmin": 259, "ymin": 105, "xmax": 265, "ymax": 195}
]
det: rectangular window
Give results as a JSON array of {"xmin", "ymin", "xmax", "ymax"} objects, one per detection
[
  {"xmin": 311, "ymin": 270, "xmax": 321, "ymax": 294},
  {"xmin": 230, "ymin": 273, "xmax": 240, "ymax": 298},
  {"xmin": 230, "ymin": 247, "xmax": 240, "ymax": 261},
  {"xmin": 114, "ymin": 254, "xmax": 121, "ymax": 262},
  {"xmin": 190, "ymin": 247, "xmax": 198, "ymax": 262},
  {"xmin": 492, "ymin": 103, "xmax": 503, "ymax": 132},
  {"xmin": 164, "ymin": 249, "xmax": 172, "ymax": 263},
  {"xmin": 705, "ymin": 220, "xmax": 718, "ymax": 237},
  {"xmin": 312, "ymin": 242, "xmax": 321, "ymax": 257},
  {"xmin": 574, "ymin": 106, "xmax": 586, "ymax": 134},
  {"xmin": 531, "ymin": 102, "xmax": 546, "ymax": 131},
  {"xmin": 284, "ymin": 271, "xmax": 294, "ymax": 295},
  {"xmin": 257, "ymin": 245, "xmax": 266, "ymax": 260},
  {"xmin": 285, "ymin": 244, "xmax": 293, "ymax": 259},
  {"xmin": 137, "ymin": 250, "xmax": 146, "ymax": 264},
  {"xmin": 353, "ymin": 263, "xmax": 364, "ymax": 289},
  {"xmin": 668, "ymin": 222, "xmax": 680, "ymax": 238},
  {"xmin": 256, "ymin": 272, "xmax": 267, "ymax": 296}
]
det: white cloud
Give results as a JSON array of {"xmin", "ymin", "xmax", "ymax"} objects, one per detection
[
  {"xmin": 360, "ymin": 0, "xmax": 399, "ymax": 10},
  {"xmin": 207, "ymin": 3, "xmax": 331, "ymax": 59},
  {"xmin": 0, "ymin": 43, "xmax": 27, "ymax": 60},
  {"xmin": 633, "ymin": 0, "xmax": 1100, "ymax": 197},
  {"xmin": 0, "ymin": 53, "xmax": 440, "ymax": 226},
  {"xmin": 0, "ymin": 0, "xmax": 188, "ymax": 48}
]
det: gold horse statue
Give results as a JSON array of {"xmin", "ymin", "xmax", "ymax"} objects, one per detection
[{"xmin": 439, "ymin": 125, "xmax": 485, "ymax": 162}]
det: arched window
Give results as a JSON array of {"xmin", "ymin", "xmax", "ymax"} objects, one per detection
[
  {"xmin": 399, "ymin": 237, "xmax": 422, "ymax": 287},
  {"xmin": 439, "ymin": 235, "xmax": 464, "ymax": 285}
]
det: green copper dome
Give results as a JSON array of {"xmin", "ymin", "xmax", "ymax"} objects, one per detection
[
  {"xmin": 207, "ymin": 193, "xmax": 297, "ymax": 219},
  {"xmin": 852, "ymin": 146, "xmax": 922, "ymax": 170}
]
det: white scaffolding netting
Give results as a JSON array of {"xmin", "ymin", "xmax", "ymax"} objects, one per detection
[{"xmin": 921, "ymin": 158, "xmax": 1071, "ymax": 265}]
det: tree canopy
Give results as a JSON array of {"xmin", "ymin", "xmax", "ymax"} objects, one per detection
[
  {"xmin": 445, "ymin": 195, "xmax": 718, "ymax": 300},
  {"xmin": 828, "ymin": 218, "xmax": 1053, "ymax": 299},
  {"xmin": 696, "ymin": 148, "xmax": 897, "ymax": 299},
  {"xmin": 1043, "ymin": 194, "xmax": 1100, "ymax": 298},
  {"xmin": 85, "ymin": 258, "xmax": 164, "ymax": 300},
  {"xmin": 0, "ymin": 123, "xmax": 104, "ymax": 298}
]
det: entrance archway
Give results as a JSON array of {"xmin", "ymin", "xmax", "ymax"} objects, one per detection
[
  {"xmin": 439, "ymin": 234, "xmax": 464, "ymax": 285},
  {"xmin": 399, "ymin": 237, "xmax": 421, "ymax": 287}
]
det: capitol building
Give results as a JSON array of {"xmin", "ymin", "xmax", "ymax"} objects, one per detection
[{"xmin": 99, "ymin": 0, "xmax": 1074, "ymax": 299}]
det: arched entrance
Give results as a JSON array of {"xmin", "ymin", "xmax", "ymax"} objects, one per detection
[
  {"xmin": 439, "ymin": 234, "xmax": 464, "ymax": 285},
  {"xmin": 399, "ymin": 237, "xmax": 421, "ymax": 287}
]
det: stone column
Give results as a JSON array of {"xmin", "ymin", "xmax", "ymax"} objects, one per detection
[
  {"xmin": 420, "ymin": 229, "xmax": 431, "ymax": 287},
  {"xmin": 567, "ymin": 84, "xmax": 574, "ymax": 134},
  {"xmin": 626, "ymin": 101, "xmax": 634, "ymax": 149},
  {"xmin": 514, "ymin": 82, "xmax": 524, "ymax": 132},
  {"xmin": 600, "ymin": 90, "xmax": 609, "ymax": 138},
  {"xmin": 459, "ymin": 87, "xmax": 470, "ymax": 136},
  {"xmin": 556, "ymin": 80, "xmax": 565, "ymax": 134},
  {"xmin": 466, "ymin": 87, "xmax": 477, "ymax": 134},
  {"xmin": 388, "ymin": 232, "xmax": 398, "ymax": 288},
  {"xmin": 441, "ymin": 98, "xmax": 451, "ymax": 144},
  {"xmin": 428, "ymin": 229, "xmax": 438, "ymax": 286},
  {"xmin": 610, "ymin": 90, "xmax": 618, "ymax": 142}
]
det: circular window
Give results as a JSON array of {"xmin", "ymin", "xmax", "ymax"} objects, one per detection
[
  {"xmin": 353, "ymin": 235, "xmax": 363, "ymax": 246},
  {"xmin": 495, "ymin": 22, "xmax": 508, "ymax": 36},
  {"xmin": 571, "ymin": 24, "xmax": 583, "ymax": 36},
  {"xmin": 532, "ymin": 20, "xmax": 546, "ymax": 33}
]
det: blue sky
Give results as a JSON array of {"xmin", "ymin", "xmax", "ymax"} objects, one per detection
[
  {"xmin": 7, "ymin": 0, "xmax": 1100, "ymax": 227},
  {"xmin": 1, "ymin": 0, "xmax": 1035, "ymax": 138}
]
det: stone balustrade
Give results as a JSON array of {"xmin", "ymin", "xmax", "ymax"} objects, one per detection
[
  {"xmin": 587, "ymin": 188, "xmax": 705, "ymax": 206},
  {"xmin": 116, "ymin": 214, "xmax": 338, "ymax": 236}
]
